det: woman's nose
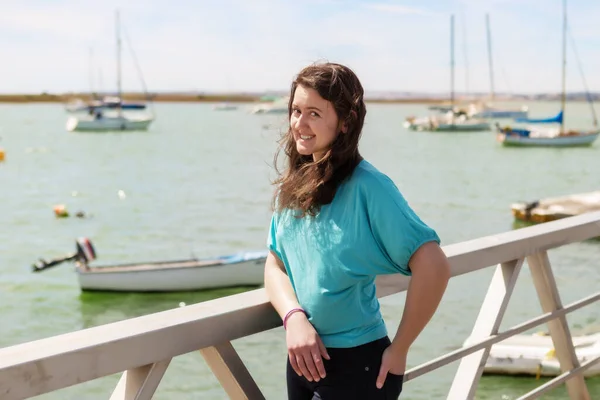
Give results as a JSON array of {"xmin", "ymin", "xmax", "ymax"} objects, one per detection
[{"xmin": 293, "ymin": 114, "xmax": 307, "ymax": 130}]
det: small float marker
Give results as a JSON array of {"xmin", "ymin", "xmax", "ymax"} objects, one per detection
[
  {"xmin": 118, "ymin": 190, "xmax": 126, "ymax": 199},
  {"xmin": 53, "ymin": 204, "xmax": 69, "ymax": 218}
]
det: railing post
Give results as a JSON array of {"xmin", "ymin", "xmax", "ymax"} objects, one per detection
[
  {"xmin": 200, "ymin": 341, "xmax": 265, "ymax": 400},
  {"xmin": 447, "ymin": 259, "xmax": 523, "ymax": 400},
  {"xmin": 110, "ymin": 359, "xmax": 171, "ymax": 400},
  {"xmin": 527, "ymin": 251, "xmax": 590, "ymax": 400}
]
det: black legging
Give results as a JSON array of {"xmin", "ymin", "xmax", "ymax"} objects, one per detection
[{"xmin": 286, "ymin": 336, "xmax": 404, "ymax": 399}]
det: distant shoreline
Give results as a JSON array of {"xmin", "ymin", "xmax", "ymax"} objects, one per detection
[
  {"xmin": 0, "ymin": 93, "xmax": 451, "ymax": 104},
  {"xmin": 0, "ymin": 93, "xmax": 583, "ymax": 104}
]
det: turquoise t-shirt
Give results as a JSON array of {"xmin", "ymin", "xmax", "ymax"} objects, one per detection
[{"xmin": 267, "ymin": 160, "xmax": 440, "ymax": 348}]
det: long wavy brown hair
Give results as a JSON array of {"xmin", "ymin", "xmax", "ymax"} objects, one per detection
[{"xmin": 273, "ymin": 63, "xmax": 367, "ymax": 217}]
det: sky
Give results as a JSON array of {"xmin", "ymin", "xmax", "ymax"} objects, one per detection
[{"xmin": 0, "ymin": 0, "xmax": 598, "ymax": 94}]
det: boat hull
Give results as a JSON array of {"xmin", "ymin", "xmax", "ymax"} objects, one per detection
[
  {"xmin": 435, "ymin": 122, "xmax": 491, "ymax": 132},
  {"xmin": 76, "ymin": 255, "xmax": 266, "ymax": 292},
  {"xmin": 472, "ymin": 110, "xmax": 528, "ymax": 119},
  {"xmin": 406, "ymin": 120, "xmax": 490, "ymax": 132},
  {"xmin": 66, "ymin": 116, "xmax": 153, "ymax": 132},
  {"xmin": 498, "ymin": 132, "xmax": 600, "ymax": 147}
]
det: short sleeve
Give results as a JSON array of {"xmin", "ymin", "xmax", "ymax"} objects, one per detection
[
  {"xmin": 366, "ymin": 176, "xmax": 440, "ymax": 276},
  {"xmin": 267, "ymin": 212, "xmax": 282, "ymax": 260}
]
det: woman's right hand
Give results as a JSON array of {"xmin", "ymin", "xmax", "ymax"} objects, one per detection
[{"xmin": 285, "ymin": 312, "xmax": 330, "ymax": 382}]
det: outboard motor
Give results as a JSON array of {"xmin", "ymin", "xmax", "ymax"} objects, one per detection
[{"xmin": 32, "ymin": 237, "xmax": 97, "ymax": 272}]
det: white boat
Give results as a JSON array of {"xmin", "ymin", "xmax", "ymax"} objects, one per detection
[
  {"xmin": 405, "ymin": 112, "xmax": 490, "ymax": 132},
  {"xmin": 76, "ymin": 251, "xmax": 267, "ymax": 292},
  {"xmin": 66, "ymin": 10, "xmax": 154, "ymax": 133},
  {"xmin": 497, "ymin": 129, "xmax": 599, "ymax": 147},
  {"xmin": 32, "ymin": 238, "xmax": 268, "ymax": 292},
  {"xmin": 66, "ymin": 115, "xmax": 153, "ymax": 132},
  {"xmin": 469, "ymin": 332, "xmax": 600, "ymax": 377},
  {"xmin": 496, "ymin": 0, "xmax": 599, "ymax": 147}
]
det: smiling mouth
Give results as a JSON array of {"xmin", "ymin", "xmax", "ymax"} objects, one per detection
[{"xmin": 300, "ymin": 135, "xmax": 314, "ymax": 140}]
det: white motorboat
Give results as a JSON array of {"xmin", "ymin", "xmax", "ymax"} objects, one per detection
[
  {"xmin": 32, "ymin": 238, "xmax": 267, "ymax": 292},
  {"xmin": 76, "ymin": 251, "xmax": 267, "ymax": 292}
]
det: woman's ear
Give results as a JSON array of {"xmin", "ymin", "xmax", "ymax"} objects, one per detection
[
  {"xmin": 341, "ymin": 110, "xmax": 356, "ymax": 134},
  {"xmin": 341, "ymin": 121, "xmax": 348, "ymax": 134}
]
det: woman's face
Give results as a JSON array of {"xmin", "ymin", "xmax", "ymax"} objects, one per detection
[{"xmin": 290, "ymin": 85, "xmax": 345, "ymax": 161}]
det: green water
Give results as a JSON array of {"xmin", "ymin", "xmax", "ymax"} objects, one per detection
[{"xmin": 1, "ymin": 102, "xmax": 599, "ymax": 399}]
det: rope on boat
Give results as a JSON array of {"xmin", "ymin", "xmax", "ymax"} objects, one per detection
[
  {"xmin": 121, "ymin": 24, "xmax": 156, "ymax": 119},
  {"xmin": 567, "ymin": 26, "xmax": 598, "ymax": 128}
]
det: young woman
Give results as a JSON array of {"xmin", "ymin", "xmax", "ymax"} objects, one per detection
[{"xmin": 264, "ymin": 62, "xmax": 451, "ymax": 399}]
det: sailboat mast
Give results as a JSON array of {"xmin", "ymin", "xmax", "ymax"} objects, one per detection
[
  {"xmin": 116, "ymin": 9, "xmax": 122, "ymax": 115},
  {"xmin": 560, "ymin": 0, "xmax": 567, "ymax": 132},
  {"xmin": 98, "ymin": 67, "xmax": 103, "ymax": 96},
  {"xmin": 460, "ymin": 9, "xmax": 469, "ymax": 97},
  {"xmin": 486, "ymin": 14, "xmax": 495, "ymax": 101},
  {"xmin": 450, "ymin": 14, "xmax": 455, "ymax": 111},
  {"xmin": 88, "ymin": 47, "xmax": 96, "ymax": 99}
]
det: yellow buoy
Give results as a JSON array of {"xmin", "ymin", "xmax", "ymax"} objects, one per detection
[{"xmin": 0, "ymin": 147, "xmax": 5, "ymax": 162}]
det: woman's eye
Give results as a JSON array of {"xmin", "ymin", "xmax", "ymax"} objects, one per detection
[
  {"xmin": 292, "ymin": 108, "xmax": 301, "ymax": 115},
  {"xmin": 310, "ymin": 111, "xmax": 320, "ymax": 117}
]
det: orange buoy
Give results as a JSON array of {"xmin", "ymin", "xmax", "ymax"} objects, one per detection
[
  {"xmin": 53, "ymin": 204, "xmax": 69, "ymax": 218},
  {"xmin": 0, "ymin": 147, "xmax": 5, "ymax": 162}
]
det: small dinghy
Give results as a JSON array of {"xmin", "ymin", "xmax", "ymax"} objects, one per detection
[
  {"xmin": 32, "ymin": 238, "xmax": 268, "ymax": 292},
  {"xmin": 465, "ymin": 332, "xmax": 600, "ymax": 377},
  {"xmin": 511, "ymin": 191, "xmax": 600, "ymax": 223}
]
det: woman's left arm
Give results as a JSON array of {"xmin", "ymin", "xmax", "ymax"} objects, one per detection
[{"xmin": 376, "ymin": 241, "xmax": 451, "ymax": 388}]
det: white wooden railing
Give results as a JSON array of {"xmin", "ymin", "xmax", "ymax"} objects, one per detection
[{"xmin": 1, "ymin": 211, "xmax": 600, "ymax": 400}]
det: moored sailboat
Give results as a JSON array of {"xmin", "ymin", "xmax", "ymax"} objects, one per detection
[
  {"xmin": 405, "ymin": 15, "xmax": 490, "ymax": 132},
  {"xmin": 467, "ymin": 14, "xmax": 529, "ymax": 120},
  {"xmin": 67, "ymin": 10, "xmax": 154, "ymax": 132},
  {"xmin": 496, "ymin": 0, "xmax": 599, "ymax": 147}
]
